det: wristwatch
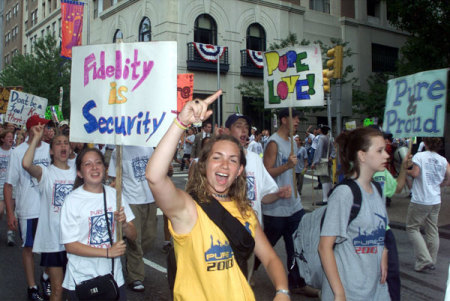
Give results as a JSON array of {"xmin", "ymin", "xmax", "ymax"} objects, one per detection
[{"xmin": 276, "ymin": 289, "xmax": 290, "ymax": 297}]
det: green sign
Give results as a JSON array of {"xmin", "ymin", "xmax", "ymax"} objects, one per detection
[
  {"xmin": 45, "ymin": 105, "xmax": 63, "ymax": 122},
  {"xmin": 383, "ymin": 68, "xmax": 448, "ymax": 138}
]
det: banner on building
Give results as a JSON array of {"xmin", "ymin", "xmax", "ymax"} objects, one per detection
[
  {"xmin": 61, "ymin": 0, "xmax": 85, "ymax": 59},
  {"xmin": 0, "ymin": 86, "xmax": 23, "ymax": 114},
  {"xmin": 70, "ymin": 42, "xmax": 177, "ymax": 147},
  {"xmin": 193, "ymin": 42, "xmax": 227, "ymax": 62},
  {"xmin": 177, "ymin": 73, "xmax": 194, "ymax": 113},
  {"xmin": 5, "ymin": 90, "xmax": 48, "ymax": 126},
  {"xmin": 383, "ymin": 68, "xmax": 448, "ymax": 138},
  {"xmin": 264, "ymin": 45, "xmax": 324, "ymax": 108}
]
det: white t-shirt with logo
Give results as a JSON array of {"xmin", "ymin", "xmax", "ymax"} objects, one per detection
[
  {"xmin": 60, "ymin": 185, "xmax": 134, "ymax": 290},
  {"xmin": 411, "ymin": 151, "xmax": 448, "ymax": 205},
  {"xmin": 0, "ymin": 147, "xmax": 12, "ymax": 201},
  {"xmin": 108, "ymin": 146, "xmax": 154, "ymax": 205},
  {"xmin": 245, "ymin": 151, "xmax": 278, "ymax": 224},
  {"xmin": 247, "ymin": 141, "xmax": 264, "ymax": 157},
  {"xmin": 33, "ymin": 165, "xmax": 76, "ymax": 253},
  {"xmin": 6, "ymin": 142, "xmax": 50, "ymax": 219}
]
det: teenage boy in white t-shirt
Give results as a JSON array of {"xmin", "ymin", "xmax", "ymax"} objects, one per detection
[
  {"xmin": 222, "ymin": 113, "xmax": 291, "ymax": 283},
  {"xmin": 108, "ymin": 146, "xmax": 156, "ymax": 292},
  {"xmin": 5, "ymin": 115, "xmax": 51, "ymax": 301}
]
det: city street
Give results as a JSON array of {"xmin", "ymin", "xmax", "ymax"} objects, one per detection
[{"xmin": 0, "ymin": 169, "xmax": 448, "ymax": 300}]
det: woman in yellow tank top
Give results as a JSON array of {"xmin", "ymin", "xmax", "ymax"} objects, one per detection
[{"xmin": 146, "ymin": 91, "xmax": 290, "ymax": 301}]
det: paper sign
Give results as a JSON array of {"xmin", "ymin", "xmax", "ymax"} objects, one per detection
[
  {"xmin": 177, "ymin": 73, "xmax": 194, "ymax": 113},
  {"xmin": 0, "ymin": 86, "xmax": 23, "ymax": 114},
  {"xmin": 383, "ymin": 68, "xmax": 448, "ymax": 138},
  {"xmin": 5, "ymin": 90, "xmax": 48, "ymax": 126},
  {"xmin": 345, "ymin": 121, "xmax": 356, "ymax": 130},
  {"xmin": 264, "ymin": 45, "xmax": 324, "ymax": 108},
  {"xmin": 70, "ymin": 42, "xmax": 177, "ymax": 146}
]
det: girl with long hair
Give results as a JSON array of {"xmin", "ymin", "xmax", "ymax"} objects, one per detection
[
  {"xmin": 146, "ymin": 91, "xmax": 290, "ymax": 301},
  {"xmin": 22, "ymin": 125, "xmax": 76, "ymax": 301},
  {"xmin": 318, "ymin": 127, "xmax": 391, "ymax": 301},
  {"xmin": 59, "ymin": 148, "xmax": 136, "ymax": 300}
]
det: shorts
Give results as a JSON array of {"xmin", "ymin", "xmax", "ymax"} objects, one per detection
[
  {"xmin": 41, "ymin": 251, "xmax": 68, "ymax": 268},
  {"xmin": 18, "ymin": 218, "xmax": 38, "ymax": 247}
]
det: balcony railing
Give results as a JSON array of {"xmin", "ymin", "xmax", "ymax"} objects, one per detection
[
  {"xmin": 186, "ymin": 42, "xmax": 229, "ymax": 73},
  {"xmin": 240, "ymin": 49, "xmax": 263, "ymax": 78}
]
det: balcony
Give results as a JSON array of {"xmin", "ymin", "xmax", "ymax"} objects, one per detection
[
  {"xmin": 240, "ymin": 49, "xmax": 263, "ymax": 78},
  {"xmin": 186, "ymin": 42, "xmax": 229, "ymax": 73}
]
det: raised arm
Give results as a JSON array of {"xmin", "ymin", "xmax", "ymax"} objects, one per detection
[
  {"xmin": 395, "ymin": 151, "xmax": 411, "ymax": 193},
  {"xmin": 146, "ymin": 91, "xmax": 222, "ymax": 233},
  {"xmin": 22, "ymin": 124, "xmax": 44, "ymax": 182}
]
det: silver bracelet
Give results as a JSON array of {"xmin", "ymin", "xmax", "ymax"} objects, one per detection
[{"xmin": 276, "ymin": 289, "xmax": 290, "ymax": 297}]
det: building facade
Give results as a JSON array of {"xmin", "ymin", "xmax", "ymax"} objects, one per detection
[
  {"xmin": 3, "ymin": 0, "xmax": 23, "ymax": 68},
  {"xmin": 2, "ymin": 0, "xmax": 409, "ymax": 131}
]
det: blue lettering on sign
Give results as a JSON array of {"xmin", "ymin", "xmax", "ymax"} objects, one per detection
[
  {"xmin": 82, "ymin": 99, "xmax": 166, "ymax": 141},
  {"xmin": 385, "ymin": 104, "xmax": 441, "ymax": 135}
]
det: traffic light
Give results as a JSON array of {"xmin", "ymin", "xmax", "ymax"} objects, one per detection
[
  {"xmin": 326, "ymin": 45, "xmax": 343, "ymax": 79},
  {"xmin": 323, "ymin": 69, "xmax": 332, "ymax": 93}
]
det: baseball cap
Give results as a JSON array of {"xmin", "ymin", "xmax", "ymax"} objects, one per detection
[
  {"xmin": 225, "ymin": 113, "xmax": 252, "ymax": 129},
  {"xmin": 59, "ymin": 120, "xmax": 70, "ymax": 127},
  {"xmin": 278, "ymin": 108, "xmax": 300, "ymax": 120},
  {"xmin": 26, "ymin": 115, "xmax": 50, "ymax": 130}
]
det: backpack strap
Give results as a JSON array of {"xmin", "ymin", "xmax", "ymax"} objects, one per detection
[
  {"xmin": 323, "ymin": 178, "xmax": 383, "ymax": 228},
  {"xmin": 193, "ymin": 194, "xmax": 255, "ymax": 279}
]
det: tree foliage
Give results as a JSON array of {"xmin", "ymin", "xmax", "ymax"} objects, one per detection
[
  {"xmin": 387, "ymin": 0, "xmax": 450, "ymax": 74},
  {"xmin": 352, "ymin": 72, "xmax": 393, "ymax": 119},
  {"xmin": 0, "ymin": 34, "xmax": 71, "ymax": 118}
]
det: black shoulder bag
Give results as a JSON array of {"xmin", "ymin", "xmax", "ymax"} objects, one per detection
[
  {"xmin": 167, "ymin": 194, "xmax": 255, "ymax": 291},
  {"xmin": 75, "ymin": 186, "xmax": 120, "ymax": 300}
]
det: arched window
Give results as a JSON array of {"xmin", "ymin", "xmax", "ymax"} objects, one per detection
[
  {"xmin": 246, "ymin": 23, "xmax": 265, "ymax": 51},
  {"xmin": 194, "ymin": 14, "xmax": 217, "ymax": 44},
  {"xmin": 139, "ymin": 17, "xmax": 151, "ymax": 42},
  {"xmin": 113, "ymin": 29, "xmax": 123, "ymax": 43}
]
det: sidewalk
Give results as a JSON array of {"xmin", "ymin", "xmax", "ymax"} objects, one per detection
[{"xmin": 300, "ymin": 175, "xmax": 450, "ymax": 239}]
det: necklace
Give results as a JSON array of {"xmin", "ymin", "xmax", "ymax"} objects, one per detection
[{"xmin": 213, "ymin": 193, "xmax": 229, "ymax": 198}]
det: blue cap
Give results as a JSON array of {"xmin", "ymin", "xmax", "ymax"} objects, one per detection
[{"xmin": 225, "ymin": 113, "xmax": 252, "ymax": 129}]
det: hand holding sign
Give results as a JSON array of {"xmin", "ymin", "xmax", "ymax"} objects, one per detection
[{"xmin": 178, "ymin": 90, "xmax": 222, "ymax": 126}]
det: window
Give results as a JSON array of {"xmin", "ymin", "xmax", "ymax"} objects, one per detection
[
  {"xmin": 372, "ymin": 43, "xmax": 398, "ymax": 72},
  {"xmin": 310, "ymin": 0, "xmax": 330, "ymax": 13},
  {"xmin": 367, "ymin": 0, "xmax": 380, "ymax": 17},
  {"xmin": 94, "ymin": 0, "xmax": 104, "ymax": 18},
  {"xmin": 24, "ymin": 44, "xmax": 27, "ymax": 54},
  {"xmin": 25, "ymin": 20, "xmax": 28, "ymax": 30},
  {"xmin": 43, "ymin": 2, "xmax": 46, "ymax": 18},
  {"xmin": 139, "ymin": 17, "xmax": 151, "ymax": 42},
  {"xmin": 113, "ymin": 29, "xmax": 123, "ymax": 43},
  {"xmin": 246, "ymin": 23, "xmax": 266, "ymax": 51},
  {"xmin": 52, "ymin": 22, "xmax": 56, "ymax": 37},
  {"xmin": 194, "ymin": 14, "xmax": 217, "ymax": 44}
]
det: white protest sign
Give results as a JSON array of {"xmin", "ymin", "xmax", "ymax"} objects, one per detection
[
  {"xmin": 5, "ymin": 90, "xmax": 48, "ymax": 126},
  {"xmin": 383, "ymin": 68, "xmax": 448, "ymax": 138},
  {"xmin": 70, "ymin": 42, "xmax": 177, "ymax": 146},
  {"xmin": 264, "ymin": 45, "xmax": 324, "ymax": 108}
]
